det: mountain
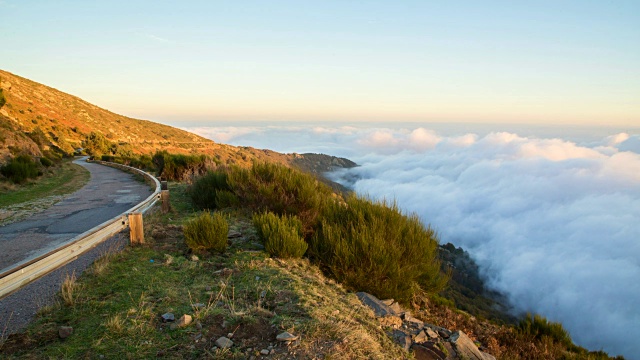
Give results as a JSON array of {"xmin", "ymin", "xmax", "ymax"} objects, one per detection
[{"xmin": 0, "ymin": 69, "xmax": 355, "ymax": 174}]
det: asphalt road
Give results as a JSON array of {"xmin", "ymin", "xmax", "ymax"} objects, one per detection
[{"xmin": 0, "ymin": 158, "xmax": 153, "ymax": 273}]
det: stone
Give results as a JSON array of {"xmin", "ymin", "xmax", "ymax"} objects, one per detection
[
  {"xmin": 411, "ymin": 343, "xmax": 448, "ymax": 360},
  {"xmin": 356, "ymin": 292, "xmax": 397, "ymax": 317},
  {"xmin": 58, "ymin": 326, "xmax": 73, "ymax": 339},
  {"xmin": 414, "ymin": 330, "xmax": 428, "ymax": 344},
  {"xmin": 425, "ymin": 327, "xmax": 439, "ymax": 339},
  {"xmin": 190, "ymin": 254, "xmax": 199, "ymax": 261},
  {"xmin": 391, "ymin": 329, "xmax": 412, "ymax": 351},
  {"xmin": 215, "ymin": 336, "xmax": 234, "ymax": 349},
  {"xmin": 449, "ymin": 331, "xmax": 496, "ymax": 360},
  {"xmin": 260, "ymin": 349, "xmax": 270, "ymax": 355},
  {"xmin": 227, "ymin": 230, "xmax": 242, "ymax": 238},
  {"xmin": 381, "ymin": 299, "xmax": 395, "ymax": 306},
  {"xmin": 276, "ymin": 331, "xmax": 298, "ymax": 342},
  {"xmin": 176, "ymin": 314, "xmax": 193, "ymax": 328},
  {"xmin": 403, "ymin": 314, "xmax": 424, "ymax": 328},
  {"xmin": 438, "ymin": 329, "xmax": 451, "ymax": 339},
  {"xmin": 379, "ymin": 315, "xmax": 403, "ymax": 329},
  {"xmin": 192, "ymin": 303, "xmax": 206, "ymax": 310},
  {"xmin": 389, "ymin": 301, "xmax": 403, "ymax": 314},
  {"xmin": 161, "ymin": 312, "xmax": 175, "ymax": 322}
]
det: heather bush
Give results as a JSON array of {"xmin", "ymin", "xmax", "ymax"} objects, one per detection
[
  {"xmin": 188, "ymin": 170, "xmax": 236, "ymax": 210},
  {"xmin": 153, "ymin": 150, "xmax": 213, "ymax": 181},
  {"xmin": 517, "ymin": 313, "xmax": 573, "ymax": 348},
  {"xmin": 183, "ymin": 211, "xmax": 228, "ymax": 253},
  {"xmin": 0, "ymin": 155, "xmax": 41, "ymax": 184},
  {"xmin": 253, "ymin": 212, "xmax": 307, "ymax": 259},
  {"xmin": 226, "ymin": 161, "xmax": 333, "ymax": 234},
  {"xmin": 309, "ymin": 195, "xmax": 449, "ymax": 302}
]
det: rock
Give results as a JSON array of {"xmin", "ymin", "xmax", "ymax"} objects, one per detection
[
  {"xmin": 356, "ymin": 292, "xmax": 397, "ymax": 317},
  {"xmin": 163, "ymin": 254, "xmax": 173, "ymax": 265},
  {"xmin": 227, "ymin": 230, "xmax": 242, "ymax": 238},
  {"xmin": 425, "ymin": 327, "xmax": 439, "ymax": 339},
  {"xmin": 381, "ymin": 299, "xmax": 395, "ymax": 306},
  {"xmin": 161, "ymin": 312, "xmax": 175, "ymax": 322},
  {"xmin": 379, "ymin": 315, "xmax": 403, "ymax": 329},
  {"xmin": 190, "ymin": 255, "xmax": 199, "ymax": 262},
  {"xmin": 276, "ymin": 331, "xmax": 299, "ymax": 342},
  {"xmin": 389, "ymin": 301, "xmax": 403, "ymax": 314},
  {"xmin": 449, "ymin": 331, "xmax": 496, "ymax": 360},
  {"xmin": 192, "ymin": 303, "xmax": 206, "ymax": 310},
  {"xmin": 411, "ymin": 343, "xmax": 448, "ymax": 360},
  {"xmin": 403, "ymin": 314, "xmax": 424, "ymax": 328},
  {"xmin": 414, "ymin": 330, "xmax": 428, "ymax": 344},
  {"xmin": 438, "ymin": 329, "xmax": 451, "ymax": 339},
  {"xmin": 215, "ymin": 336, "xmax": 234, "ymax": 349},
  {"xmin": 58, "ymin": 326, "xmax": 73, "ymax": 339},
  {"xmin": 391, "ymin": 329, "xmax": 412, "ymax": 351},
  {"xmin": 176, "ymin": 314, "xmax": 193, "ymax": 328},
  {"xmin": 260, "ymin": 349, "xmax": 270, "ymax": 355}
]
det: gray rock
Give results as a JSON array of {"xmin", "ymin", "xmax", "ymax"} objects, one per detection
[
  {"xmin": 381, "ymin": 299, "xmax": 395, "ymax": 306},
  {"xmin": 161, "ymin": 312, "xmax": 175, "ymax": 322},
  {"xmin": 356, "ymin": 292, "xmax": 397, "ymax": 317},
  {"xmin": 215, "ymin": 336, "xmax": 234, "ymax": 349},
  {"xmin": 403, "ymin": 314, "xmax": 424, "ymax": 328},
  {"xmin": 425, "ymin": 327, "xmax": 439, "ymax": 339},
  {"xmin": 449, "ymin": 331, "xmax": 495, "ymax": 360},
  {"xmin": 276, "ymin": 331, "xmax": 298, "ymax": 341},
  {"xmin": 227, "ymin": 230, "xmax": 242, "ymax": 238},
  {"xmin": 391, "ymin": 329, "xmax": 412, "ymax": 352},
  {"xmin": 58, "ymin": 326, "xmax": 73, "ymax": 339},
  {"xmin": 389, "ymin": 301, "xmax": 403, "ymax": 314},
  {"xmin": 411, "ymin": 343, "xmax": 448, "ymax": 360},
  {"xmin": 260, "ymin": 349, "xmax": 270, "ymax": 355}
]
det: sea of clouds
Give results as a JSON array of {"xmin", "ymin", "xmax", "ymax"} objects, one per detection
[{"xmin": 186, "ymin": 123, "xmax": 640, "ymax": 358}]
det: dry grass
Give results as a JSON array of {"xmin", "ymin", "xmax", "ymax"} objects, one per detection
[{"xmin": 60, "ymin": 271, "xmax": 80, "ymax": 306}]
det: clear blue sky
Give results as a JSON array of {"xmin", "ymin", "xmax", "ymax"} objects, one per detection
[{"xmin": 1, "ymin": 0, "xmax": 638, "ymax": 126}]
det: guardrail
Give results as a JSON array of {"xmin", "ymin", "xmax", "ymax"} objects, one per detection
[{"xmin": 0, "ymin": 160, "xmax": 161, "ymax": 299}]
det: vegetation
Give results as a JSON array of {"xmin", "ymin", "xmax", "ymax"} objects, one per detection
[
  {"xmin": 0, "ymin": 87, "xmax": 5, "ymax": 109},
  {"xmin": 0, "ymin": 155, "xmax": 41, "ymax": 184},
  {"xmin": 253, "ymin": 212, "xmax": 308, "ymax": 259},
  {"xmin": 152, "ymin": 150, "xmax": 216, "ymax": 182},
  {"xmin": 517, "ymin": 313, "xmax": 573, "ymax": 349},
  {"xmin": 183, "ymin": 211, "xmax": 228, "ymax": 253},
  {"xmin": 310, "ymin": 195, "xmax": 449, "ymax": 302}
]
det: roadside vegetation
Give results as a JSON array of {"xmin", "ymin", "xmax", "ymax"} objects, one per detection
[{"xmin": 0, "ymin": 158, "xmax": 89, "ymax": 208}]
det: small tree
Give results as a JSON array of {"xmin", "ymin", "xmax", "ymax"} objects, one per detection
[{"xmin": 253, "ymin": 212, "xmax": 308, "ymax": 259}]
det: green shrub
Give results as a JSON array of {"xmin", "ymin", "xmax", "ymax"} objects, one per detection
[
  {"xmin": 153, "ymin": 150, "xmax": 212, "ymax": 181},
  {"xmin": 228, "ymin": 162, "xmax": 333, "ymax": 234},
  {"xmin": 0, "ymin": 88, "xmax": 6, "ymax": 109},
  {"xmin": 517, "ymin": 313, "xmax": 573, "ymax": 348},
  {"xmin": 253, "ymin": 212, "xmax": 308, "ymax": 259},
  {"xmin": 40, "ymin": 157, "xmax": 53, "ymax": 167},
  {"xmin": 183, "ymin": 211, "xmax": 228, "ymax": 253},
  {"xmin": 309, "ymin": 195, "xmax": 449, "ymax": 303},
  {"xmin": 188, "ymin": 170, "xmax": 236, "ymax": 210},
  {"xmin": 0, "ymin": 155, "xmax": 41, "ymax": 184}
]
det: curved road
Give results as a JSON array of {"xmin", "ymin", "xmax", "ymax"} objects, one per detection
[{"xmin": 0, "ymin": 158, "xmax": 153, "ymax": 273}]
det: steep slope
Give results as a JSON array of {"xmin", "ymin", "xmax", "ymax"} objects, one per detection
[{"xmin": 0, "ymin": 69, "xmax": 296, "ymax": 167}]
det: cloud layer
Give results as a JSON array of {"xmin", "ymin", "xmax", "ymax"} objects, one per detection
[{"xmin": 189, "ymin": 124, "xmax": 640, "ymax": 358}]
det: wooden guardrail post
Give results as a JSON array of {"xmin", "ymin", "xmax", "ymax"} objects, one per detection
[
  {"xmin": 129, "ymin": 213, "xmax": 144, "ymax": 244},
  {"xmin": 160, "ymin": 180, "xmax": 170, "ymax": 213}
]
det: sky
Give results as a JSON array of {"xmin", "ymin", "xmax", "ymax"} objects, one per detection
[
  {"xmin": 187, "ymin": 123, "xmax": 640, "ymax": 358},
  {"xmin": 1, "ymin": 0, "xmax": 639, "ymax": 126}
]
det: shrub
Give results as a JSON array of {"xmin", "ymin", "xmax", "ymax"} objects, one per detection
[
  {"xmin": 309, "ymin": 195, "xmax": 449, "ymax": 303},
  {"xmin": 40, "ymin": 157, "xmax": 53, "ymax": 167},
  {"xmin": 0, "ymin": 155, "xmax": 41, "ymax": 184},
  {"xmin": 0, "ymin": 88, "xmax": 5, "ymax": 109},
  {"xmin": 517, "ymin": 313, "xmax": 573, "ymax": 348},
  {"xmin": 188, "ymin": 170, "xmax": 236, "ymax": 210},
  {"xmin": 153, "ymin": 150, "xmax": 212, "ymax": 181},
  {"xmin": 228, "ymin": 162, "xmax": 333, "ymax": 234},
  {"xmin": 253, "ymin": 212, "xmax": 308, "ymax": 259},
  {"xmin": 183, "ymin": 211, "xmax": 228, "ymax": 253}
]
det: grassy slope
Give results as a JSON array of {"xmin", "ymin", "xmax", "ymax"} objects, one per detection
[{"xmin": 0, "ymin": 183, "xmax": 407, "ymax": 359}]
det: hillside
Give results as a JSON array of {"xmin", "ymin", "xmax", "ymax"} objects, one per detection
[{"xmin": 0, "ymin": 69, "xmax": 333, "ymax": 170}]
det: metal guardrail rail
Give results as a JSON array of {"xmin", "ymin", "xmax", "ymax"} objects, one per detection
[{"xmin": 0, "ymin": 160, "xmax": 161, "ymax": 299}]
